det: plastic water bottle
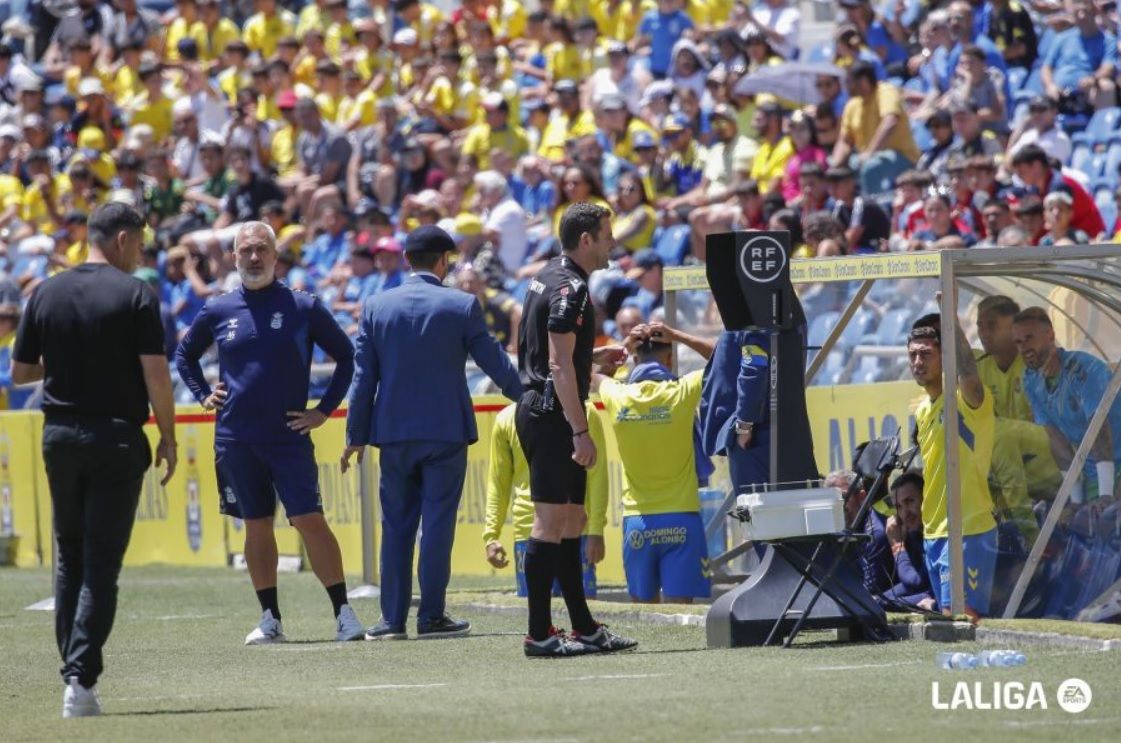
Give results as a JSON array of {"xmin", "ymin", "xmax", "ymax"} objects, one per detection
[
  {"xmin": 978, "ymin": 649, "xmax": 1028, "ymax": 667},
  {"xmin": 936, "ymin": 652, "xmax": 977, "ymax": 669}
]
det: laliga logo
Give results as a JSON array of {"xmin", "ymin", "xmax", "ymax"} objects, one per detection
[
  {"xmin": 739, "ymin": 235, "xmax": 786, "ymax": 284},
  {"xmin": 931, "ymin": 678, "xmax": 1092, "ymax": 712}
]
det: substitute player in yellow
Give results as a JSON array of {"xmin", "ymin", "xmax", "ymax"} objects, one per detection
[
  {"xmin": 483, "ymin": 402, "xmax": 608, "ymax": 598},
  {"xmin": 974, "ymin": 296, "xmax": 1060, "ymax": 546},
  {"xmin": 593, "ymin": 322, "xmax": 714, "ymax": 603},
  {"xmin": 907, "ymin": 317, "xmax": 998, "ymax": 619}
]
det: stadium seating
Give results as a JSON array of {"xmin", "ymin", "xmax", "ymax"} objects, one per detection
[
  {"xmin": 1072, "ymin": 108, "xmax": 1121, "ymax": 147},
  {"xmin": 652, "ymin": 224, "xmax": 692, "ymax": 266}
]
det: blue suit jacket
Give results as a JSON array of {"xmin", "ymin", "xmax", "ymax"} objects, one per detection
[
  {"xmin": 346, "ymin": 274, "xmax": 523, "ymax": 447},
  {"xmin": 699, "ymin": 330, "xmax": 771, "ymax": 458}
]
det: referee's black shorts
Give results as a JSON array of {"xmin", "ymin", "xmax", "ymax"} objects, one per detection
[{"xmin": 515, "ymin": 389, "xmax": 587, "ymax": 505}]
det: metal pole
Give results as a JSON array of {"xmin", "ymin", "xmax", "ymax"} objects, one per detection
[
  {"xmin": 805, "ymin": 279, "xmax": 873, "ymax": 384},
  {"xmin": 1003, "ymin": 360, "xmax": 1121, "ymax": 617},
  {"xmin": 939, "ymin": 253, "xmax": 966, "ymax": 617},
  {"xmin": 347, "ymin": 450, "xmax": 380, "ymax": 599}
]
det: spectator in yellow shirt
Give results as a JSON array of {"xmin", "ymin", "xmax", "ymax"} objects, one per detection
[
  {"xmin": 600, "ymin": 94, "xmax": 657, "ymax": 165},
  {"xmin": 113, "ymin": 40, "xmax": 145, "ymax": 105},
  {"xmin": 749, "ymin": 101, "xmax": 794, "ymax": 194},
  {"xmin": 296, "ymin": 0, "xmax": 329, "ymax": 39},
  {"xmin": 324, "ymin": 0, "xmax": 355, "ymax": 58},
  {"xmin": 396, "ymin": 0, "xmax": 446, "ymax": 45},
  {"xmin": 63, "ymin": 38, "xmax": 112, "ymax": 99},
  {"xmin": 194, "ymin": 0, "xmax": 241, "ymax": 62},
  {"xmin": 538, "ymin": 79, "xmax": 597, "ymax": 161},
  {"xmin": 594, "ymin": 0, "xmax": 640, "ymax": 41},
  {"xmin": 421, "ymin": 50, "xmax": 478, "ymax": 132},
  {"xmin": 544, "ymin": 17, "xmax": 584, "ymax": 83},
  {"xmin": 339, "ymin": 71, "xmax": 379, "ymax": 131},
  {"xmin": 353, "ymin": 19, "xmax": 393, "ymax": 97},
  {"xmin": 216, "ymin": 41, "xmax": 252, "ymax": 105},
  {"xmin": 243, "ymin": 0, "xmax": 296, "ymax": 59},
  {"xmin": 271, "ymin": 90, "xmax": 301, "ymax": 178},
  {"xmin": 293, "ymin": 28, "xmax": 332, "ymax": 88},
  {"xmin": 314, "ymin": 61, "xmax": 346, "ymax": 124},
  {"xmin": 462, "ymin": 93, "xmax": 530, "ymax": 170},
  {"xmin": 129, "ymin": 62, "xmax": 175, "ymax": 145},
  {"xmin": 164, "ymin": 0, "xmax": 202, "ymax": 61}
]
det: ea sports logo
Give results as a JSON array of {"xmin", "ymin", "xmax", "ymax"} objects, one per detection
[
  {"xmin": 1057, "ymin": 679, "xmax": 1092, "ymax": 713},
  {"xmin": 739, "ymin": 235, "xmax": 786, "ymax": 284}
]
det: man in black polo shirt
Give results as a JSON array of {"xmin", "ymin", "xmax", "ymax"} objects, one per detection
[
  {"xmin": 827, "ymin": 166, "xmax": 891, "ymax": 254},
  {"xmin": 13, "ymin": 203, "xmax": 177, "ymax": 718},
  {"xmin": 183, "ymin": 145, "xmax": 285, "ymax": 255},
  {"xmin": 516, "ymin": 201, "xmax": 637, "ymax": 658}
]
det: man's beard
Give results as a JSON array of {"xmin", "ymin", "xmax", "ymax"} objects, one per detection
[{"xmin": 239, "ymin": 266, "xmax": 272, "ymax": 288}]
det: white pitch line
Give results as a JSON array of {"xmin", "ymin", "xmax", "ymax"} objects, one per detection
[
  {"xmin": 565, "ymin": 673, "xmax": 669, "ymax": 681},
  {"xmin": 338, "ymin": 683, "xmax": 449, "ymax": 691},
  {"xmin": 810, "ymin": 661, "xmax": 922, "ymax": 671},
  {"xmin": 1003, "ymin": 718, "xmax": 1118, "ymax": 729},
  {"xmin": 740, "ymin": 726, "xmax": 825, "ymax": 736}
]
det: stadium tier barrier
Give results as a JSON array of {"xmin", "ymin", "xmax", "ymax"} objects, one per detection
[{"xmin": 0, "ymin": 380, "xmax": 912, "ymax": 583}]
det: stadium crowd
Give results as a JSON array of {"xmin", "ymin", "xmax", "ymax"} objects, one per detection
[{"xmin": 0, "ymin": 0, "xmax": 1119, "ymax": 621}]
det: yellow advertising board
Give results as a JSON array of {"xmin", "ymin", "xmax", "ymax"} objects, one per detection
[
  {"xmin": 663, "ymin": 252, "xmax": 942, "ymax": 291},
  {"xmin": 2, "ymin": 380, "xmax": 925, "ymax": 583}
]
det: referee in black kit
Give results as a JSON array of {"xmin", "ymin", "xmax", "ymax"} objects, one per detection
[
  {"xmin": 12, "ymin": 203, "xmax": 178, "ymax": 718},
  {"xmin": 517, "ymin": 201, "xmax": 637, "ymax": 657}
]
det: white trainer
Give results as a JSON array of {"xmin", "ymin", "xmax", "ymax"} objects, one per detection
[
  {"xmin": 62, "ymin": 678, "xmax": 101, "ymax": 718},
  {"xmin": 245, "ymin": 609, "xmax": 286, "ymax": 645},
  {"xmin": 335, "ymin": 604, "xmax": 365, "ymax": 641}
]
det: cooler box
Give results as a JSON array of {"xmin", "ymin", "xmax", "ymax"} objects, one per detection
[{"xmin": 736, "ymin": 487, "xmax": 844, "ymax": 541}]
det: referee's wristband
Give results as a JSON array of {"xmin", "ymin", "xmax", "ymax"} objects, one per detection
[{"xmin": 571, "ymin": 429, "xmax": 589, "ymax": 438}]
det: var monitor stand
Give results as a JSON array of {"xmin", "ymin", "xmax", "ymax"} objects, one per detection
[{"xmin": 702, "ymin": 231, "xmax": 889, "ymax": 648}]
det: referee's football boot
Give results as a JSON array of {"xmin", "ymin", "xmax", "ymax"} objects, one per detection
[
  {"xmin": 570, "ymin": 624, "xmax": 638, "ymax": 653},
  {"xmin": 244, "ymin": 609, "xmax": 287, "ymax": 645},
  {"xmin": 335, "ymin": 605, "xmax": 365, "ymax": 642},
  {"xmin": 364, "ymin": 618, "xmax": 408, "ymax": 641},
  {"xmin": 417, "ymin": 613, "xmax": 471, "ymax": 639},
  {"xmin": 524, "ymin": 626, "xmax": 601, "ymax": 658},
  {"xmin": 62, "ymin": 678, "xmax": 102, "ymax": 718}
]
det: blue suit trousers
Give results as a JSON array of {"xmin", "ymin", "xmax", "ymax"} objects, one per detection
[{"xmin": 378, "ymin": 441, "xmax": 468, "ymax": 628}]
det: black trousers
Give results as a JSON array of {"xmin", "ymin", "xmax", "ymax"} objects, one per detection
[{"xmin": 42, "ymin": 417, "xmax": 151, "ymax": 687}]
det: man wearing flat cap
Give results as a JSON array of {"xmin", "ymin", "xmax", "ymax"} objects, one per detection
[{"xmin": 343, "ymin": 225, "xmax": 523, "ymax": 640}]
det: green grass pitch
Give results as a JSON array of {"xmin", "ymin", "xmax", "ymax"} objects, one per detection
[{"xmin": 2, "ymin": 566, "xmax": 1119, "ymax": 742}]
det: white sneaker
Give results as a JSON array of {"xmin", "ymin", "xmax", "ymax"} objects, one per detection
[
  {"xmin": 335, "ymin": 604, "xmax": 365, "ymax": 642},
  {"xmin": 62, "ymin": 678, "xmax": 101, "ymax": 718},
  {"xmin": 245, "ymin": 609, "xmax": 286, "ymax": 645}
]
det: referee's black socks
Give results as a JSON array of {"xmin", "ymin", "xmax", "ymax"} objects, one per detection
[
  {"xmin": 326, "ymin": 582, "xmax": 348, "ymax": 618},
  {"xmin": 556, "ymin": 538, "xmax": 597, "ymax": 636},
  {"xmin": 524, "ymin": 538, "xmax": 559, "ymax": 640},
  {"xmin": 256, "ymin": 587, "xmax": 281, "ymax": 620}
]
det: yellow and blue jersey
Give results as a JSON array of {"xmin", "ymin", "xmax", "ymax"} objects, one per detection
[
  {"xmin": 483, "ymin": 402, "xmax": 608, "ymax": 545},
  {"xmin": 976, "ymin": 351, "xmax": 1034, "ymax": 422},
  {"xmin": 598, "ymin": 370, "xmax": 704, "ymax": 516},
  {"xmin": 914, "ymin": 388, "xmax": 997, "ymax": 539}
]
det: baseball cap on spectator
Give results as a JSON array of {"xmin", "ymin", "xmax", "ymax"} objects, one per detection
[
  {"xmin": 116, "ymin": 151, "xmax": 142, "ymax": 171},
  {"xmin": 626, "ymin": 249, "xmax": 664, "ymax": 280},
  {"xmin": 599, "ymin": 94, "xmax": 626, "ymax": 112},
  {"xmin": 453, "ymin": 213, "xmax": 483, "ymax": 240},
  {"xmin": 1043, "ymin": 188, "xmax": 1074, "ymax": 207},
  {"xmin": 374, "ymin": 236, "xmax": 402, "ymax": 254},
  {"xmin": 413, "ymin": 189, "xmax": 442, "ymax": 212},
  {"xmin": 277, "ymin": 89, "xmax": 298, "ymax": 109},
  {"xmin": 1028, "ymin": 95, "xmax": 1056, "ymax": 112},
  {"xmin": 23, "ymin": 110, "xmax": 51, "ymax": 132},
  {"xmin": 0, "ymin": 124, "xmax": 19, "ymax": 141},
  {"xmin": 825, "ymin": 166, "xmax": 856, "ymax": 182},
  {"xmin": 711, "ymin": 104, "xmax": 738, "ymax": 123},
  {"xmin": 404, "ymin": 225, "xmax": 456, "ymax": 254},
  {"xmin": 77, "ymin": 127, "xmax": 108, "ymax": 152},
  {"xmin": 392, "ymin": 28, "xmax": 418, "ymax": 46},
  {"xmin": 639, "ymin": 80, "xmax": 674, "ymax": 108},
  {"xmin": 555, "ymin": 79, "xmax": 579, "ymax": 95},
  {"xmin": 662, "ymin": 113, "xmax": 691, "ymax": 134},
  {"xmin": 14, "ymin": 70, "xmax": 42, "ymax": 93},
  {"xmin": 632, "ymin": 130, "xmax": 656, "ymax": 150},
  {"xmin": 481, "ymin": 92, "xmax": 506, "ymax": 110},
  {"xmin": 77, "ymin": 77, "xmax": 106, "ymax": 98},
  {"xmin": 354, "ymin": 17, "xmax": 379, "ymax": 34},
  {"xmin": 606, "ymin": 41, "xmax": 629, "ymax": 56},
  {"xmin": 707, "ymin": 68, "xmax": 728, "ymax": 87},
  {"xmin": 838, "ymin": 0, "xmax": 866, "ymax": 7}
]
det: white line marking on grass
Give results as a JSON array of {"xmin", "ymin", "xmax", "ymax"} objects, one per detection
[
  {"xmin": 1003, "ymin": 718, "xmax": 1119, "ymax": 729},
  {"xmin": 338, "ymin": 683, "xmax": 449, "ymax": 691},
  {"xmin": 155, "ymin": 614, "xmax": 218, "ymax": 621},
  {"xmin": 810, "ymin": 661, "xmax": 922, "ymax": 671},
  {"xmin": 740, "ymin": 726, "xmax": 825, "ymax": 736},
  {"xmin": 564, "ymin": 673, "xmax": 669, "ymax": 681}
]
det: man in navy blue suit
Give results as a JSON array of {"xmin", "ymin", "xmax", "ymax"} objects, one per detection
[{"xmin": 342, "ymin": 225, "xmax": 523, "ymax": 640}]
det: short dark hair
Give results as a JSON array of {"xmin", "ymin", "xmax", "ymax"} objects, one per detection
[
  {"xmin": 635, "ymin": 339, "xmax": 672, "ymax": 363},
  {"xmin": 848, "ymin": 60, "xmax": 878, "ymax": 86},
  {"xmin": 890, "ymin": 471, "xmax": 924, "ymax": 494},
  {"xmin": 260, "ymin": 200, "xmax": 286, "ymax": 216},
  {"xmin": 558, "ymin": 202, "xmax": 611, "ymax": 253},
  {"xmin": 908, "ymin": 313, "xmax": 941, "ymax": 345},
  {"xmin": 88, "ymin": 203, "xmax": 145, "ymax": 248},
  {"xmin": 1013, "ymin": 306, "xmax": 1052, "ymax": 328},
  {"xmin": 977, "ymin": 295, "xmax": 1020, "ymax": 317},
  {"xmin": 1010, "ymin": 143, "xmax": 1049, "ymax": 168},
  {"xmin": 407, "ymin": 249, "xmax": 443, "ymax": 271}
]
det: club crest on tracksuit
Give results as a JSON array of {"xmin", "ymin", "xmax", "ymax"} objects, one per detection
[{"xmin": 270, "ymin": 312, "xmax": 284, "ymax": 330}]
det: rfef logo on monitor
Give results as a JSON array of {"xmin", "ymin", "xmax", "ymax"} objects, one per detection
[{"xmin": 739, "ymin": 235, "xmax": 787, "ymax": 284}]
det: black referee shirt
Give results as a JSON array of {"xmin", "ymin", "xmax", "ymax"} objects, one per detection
[
  {"xmin": 14, "ymin": 264, "xmax": 165, "ymax": 426},
  {"xmin": 518, "ymin": 255, "xmax": 596, "ymax": 402}
]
